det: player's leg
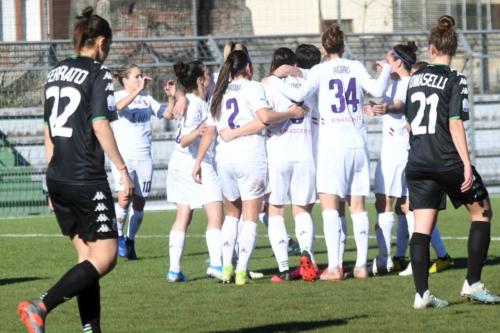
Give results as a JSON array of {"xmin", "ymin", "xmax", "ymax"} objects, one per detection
[
  {"xmin": 373, "ymin": 193, "xmax": 395, "ymax": 275},
  {"xmin": 167, "ymin": 204, "xmax": 193, "ymax": 282},
  {"xmin": 338, "ymin": 200, "xmax": 347, "ymax": 273},
  {"xmin": 112, "ymin": 164, "xmax": 132, "ymax": 257},
  {"xmin": 394, "ymin": 197, "xmax": 409, "ymax": 271},
  {"xmin": 203, "ymin": 200, "xmax": 224, "ymax": 279},
  {"xmin": 221, "ymin": 198, "xmax": 241, "ymax": 283},
  {"xmin": 429, "ymin": 224, "xmax": 454, "ymax": 273},
  {"xmin": 318, "ymin": 193, "xmax": 343, "ymax": 281}
]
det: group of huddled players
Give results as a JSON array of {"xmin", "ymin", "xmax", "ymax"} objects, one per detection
[{"xmin": 17, "ymin": 7, "xmax": 499, "ymax": 333}]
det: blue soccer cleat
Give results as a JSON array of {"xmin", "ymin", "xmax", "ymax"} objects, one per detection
[
  {"xmin": 461, "ymin": 281, "xmax": 500, "ymax": 304},
  {"xmin": 206, "ymin": 265, "xmax": 223, "ymax": 280},
  {"xmin": 118, "ymin": 236, "xmax": 127, "ymax": 257},
  {"xmin": 167, "ymin": 271, "xmax": 188, "ymax": 283}
]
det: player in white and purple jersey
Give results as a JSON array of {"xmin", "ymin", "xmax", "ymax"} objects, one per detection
[{"xmin": 270, "ymin": 24, "xmax": 391, "ymax": 280}]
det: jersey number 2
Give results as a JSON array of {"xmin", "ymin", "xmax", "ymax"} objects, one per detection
[
  {"xmin": 410, "ymin": 92, "xmax": 438, "ymax": 135},
  {"xmin": 226, "ymin": 98, "xmax": 240, "ymax": 129},
  {"xmin": 46, "ymin": 86, "xmax": 81, "ymax": 138}
]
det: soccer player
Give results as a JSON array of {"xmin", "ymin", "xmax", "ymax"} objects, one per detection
[
  {"xmin": 269, "ymin": 24, "xmax": 391, "ymax": 280},
  {"xmin": 262, "ymin": 47, "xmax": 317, "ymax": 283},
  {"xmin": 194, "ymin": 50, "xmax": 307, "ymax": 285},
  {"xmin": 165, "ymin": 61, "xmax": 224, "ymax": 282},
  {"xmin": 112, "ymin": 64, "xmax": 171, "ymax": 260},
  {"xmin": 17, "ymin": 7, "xmax": 134, "ymax": 333},
  {"xmin": 406, "ymin": 15, "xmax": 500, "ymax": 309}
]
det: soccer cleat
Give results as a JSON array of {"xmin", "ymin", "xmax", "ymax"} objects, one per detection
[
  {"xmin": 290, "ymin": 266, "xmax": 302, "ymax": 280},
  {"xmin": 206, "ymin": 265, "xmax": 223, "ymax": 280},
  {"xmin": 429, "ymin": 255, "xmax": 453, "ymax": 273},
  {"xmin": 370, "ymin": 256, "xmax": 394, "ymax": 276},
  {"xmin": 299, "ymin": 251, "xmax": 317, "ymax": 282},
  {"xmin": 353, "ymin": 265, "xmax": 368, "ymax": 279},
  {"xmin": 118, "ymin": 235, "xmax": 127, "ymax": 257},
  {"xmin": 413, "ymin": 290, "xmax": 449, "ymax": 309},
  {"xmin": 17, "ymin": 300, "xmax": 46, "ymax": 333},
  {"xmin": 166, "ymin": 271, "xmax": 188, "ymax": 283},
  {"xmin": 392, "ymin": 256, "xmax": 407, "ymax": 272},
  {"xmin": 125, "ymin": 238, "xmax": 137, "ymax": 260},
  {"xmin": 319, "ymin": 267, "xmax": 343, "ymax": 281},
  {"xmin": 222, "ymin": 265, "xmax": 234, "ymax": 284},
  {"xmin": 287, "ymin": 238, "xmax": 301, "ymax": 255},
  {"xmin": 235, "ymin": 270, "xmax": 249, "ymax": 286},
  {"xmin": 460, "ymin": 280, "xmax": 500, "ymax": 304},
  {"xmin": 399, "ymin": 264, "xmax": 413, "ymax": 276},
  {"xmin": 248, "ymin": 271, "xmax": 264, "ymax": 280},
  {"xmin": 271, "ymin": 271, "xmax": 291, "ymax": 283}
]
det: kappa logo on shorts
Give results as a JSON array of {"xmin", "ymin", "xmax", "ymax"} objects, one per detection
[
  {"xmin": 92, "ymin": 192, "xmax": 106, "ymax": 201},
  {"xmin": 97, "ymin": 224, "xmax": 112, "ymax": 233},
  {"xmin": 94, "ymin": 203, "xmax": 108, "ymax": 212},
  {"xmin": 96, "ymin": 214, "xmax": 110, "ymax": 223}
]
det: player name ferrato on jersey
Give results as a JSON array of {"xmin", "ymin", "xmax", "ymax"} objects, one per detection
[
  {"xmin": 405, "ymin": 64, "xmax": 469, "ymax": 172},
  {"xmin": 44, "ymin": 56, "xmax": 117, "ymax": 184}
]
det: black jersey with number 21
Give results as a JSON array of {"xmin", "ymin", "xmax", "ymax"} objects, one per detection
[
  {"xmin": 44, "ymin": 56, "xmax": 117, "ymax": 184},
  {"xmin": 405, "ymin": 64, "xmax": 469, "ymax": 172}
]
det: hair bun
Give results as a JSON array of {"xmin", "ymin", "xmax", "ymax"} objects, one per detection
[
  {"xmin": 407, "ymin": 41, "xmax": 418, "ymax": 53},
  {"xmin": 173, "ymin": 61, "xmax": 188, "ymax": 79},
  {"xmin": 437, "ymin": 15, "xmax": 455, "ymax": 30}
]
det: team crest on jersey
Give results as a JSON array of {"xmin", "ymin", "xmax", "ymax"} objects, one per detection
[
  {"xmin": 107, "ymin": 95, "xmax": 117, "ymax": 112},
  {"xmin": 462, "ymin": 98, "xmax": 469, "ymax": 113}
]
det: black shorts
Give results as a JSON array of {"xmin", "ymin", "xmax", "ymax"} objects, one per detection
[
  {"xmin": 406, "ymin": 165, "xmax": 488, "ymax": 210},
  {"xmin": 47, "ymin": 179, "xmax": 117, "ymax": 241}
]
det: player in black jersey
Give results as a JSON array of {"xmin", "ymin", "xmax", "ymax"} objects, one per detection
[
  {"xmin": 17, "ymin": 7, "xmax": 134, "ymax": 333},
  {"xmin": 405, "ymin": 15, "xmax": 500, "ymax": 309}
]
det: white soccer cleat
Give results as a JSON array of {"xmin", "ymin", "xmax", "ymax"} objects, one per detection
[
  {"xmin": 206, "ymin": 266, "xmax": 223, "ymax": 280},
  {"xmin": 399, "ymin": 264, "xmax": 413, "ymax": 276},
  {"xmin": 370, "ymin": 256, "xmax": 394, "ymax": 276},
  {"xmin": 413, "ymin": 290, "xmax": 449, "ymax": 309},
  {"xmin": 460, "ymin": 280, "xmax": 500, "ymax": 304}
]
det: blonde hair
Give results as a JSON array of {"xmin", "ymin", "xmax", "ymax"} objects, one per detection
[{"xmin": 223, "ymin": 42, "xmax": 248, "ymax": 61}]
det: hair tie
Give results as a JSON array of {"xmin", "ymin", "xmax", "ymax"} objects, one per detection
[{"xmin": 393, "ymin": 48, "xmax": 414, "ymax": 67}]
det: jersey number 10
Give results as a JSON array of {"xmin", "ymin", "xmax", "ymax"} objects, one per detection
[
  {"xmin": 410, "ymin": 92, "xmax": 439, "ymax": 135},
  {"xmin": 46, "ymin": 86, "xmax": 81, "ymax": 138}
]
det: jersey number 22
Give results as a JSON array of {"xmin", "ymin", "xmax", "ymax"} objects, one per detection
[{"xmin": 46, "ymin": 86, "xmax": 81, "ymax": 138}]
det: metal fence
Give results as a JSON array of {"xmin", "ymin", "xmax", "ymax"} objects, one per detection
[{"xmin": 0, "ymin": 31, "xmax": 499, "ymax": 216}]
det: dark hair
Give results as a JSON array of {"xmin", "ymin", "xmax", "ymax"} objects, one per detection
[
  {"xmin": 73, "ymin": 7, "xmax": 112, "ymax": 54},
  {"xmin": 412, "ymin": 61, "xmax": 428, "ymax": 73},
  {"xmin": 322, "ymin": 23, "xmax": 344, "ymax": 55},
  {"xmin": 173, "ymin": 61, "xmax": 205, "ymax": 92},
  {"xmin": 210, "ymin": 50, "xmax": 251, "ymax": 120},
  {"xmin": 392, "ymin": 41, "xmax": 418, "ymax": 70},
  {"xmin": 295, "ymin": 44, "xmax": 321, "ymax": 69},
  {"xmin": 115, "ymin": 63, "xmax": 139, "ymax": 87},
  {"xmin": 428, "ymin": 15, "xmax": 457, "ymax": 57},
  {"xmin": 269, "ymin": 47, "xmax": 297, "ymax": 73}
]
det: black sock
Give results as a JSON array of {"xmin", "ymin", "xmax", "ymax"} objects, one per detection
[
  {"xmin": 41, "ymin": 260, "xmax": 99, "ymax": 313},
  {"xmin": 410, "ymin": 232, "xmax": 431, "ymax": 297},
  {"xmin": 78, "ymin": 280, "xmax": 101, "ymax": 333},
  {"xmin": 466, "ymin": 222, "xmax": 491, "ymax": 285}
]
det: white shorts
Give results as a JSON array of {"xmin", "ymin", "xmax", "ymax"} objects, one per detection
[
  {"xmin": 112, "ymin": 158, "xmax": 154, "ymax": 197},
  {"xmin": 268, "ymin": 160, "xmax": 316, "ymax": 206},
  {"xmin": 166, "ymin": 152, "xmax": 222, "ymax": 208},
  {"xmin": 374, "ymin": 148, "xmax": 408, "ymax": 197},
  {"xmin": 217, "ymin": 161, "xmax": 267, "ymax": 202},
  {"xmin": 316, "ymin": 148, "xmax": 370, "ymax": 198}
]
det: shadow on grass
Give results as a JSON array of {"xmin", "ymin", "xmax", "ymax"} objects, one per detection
[
  {"xmin": 0, "ymin": 277, "xmax": 47, "ymax": 286},
  {"xmin": 449, "ymin": 256, "xmax": 500, "ymax": 270},
  {"xmin": 203, "ymin": 316, "xmax": 367, "ymax": 333}
]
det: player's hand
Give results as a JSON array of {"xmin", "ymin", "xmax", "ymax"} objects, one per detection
[
  {"xmin": 196, "ymin": 123, "xmax": 208, "ymax": 136},
  {"xmin": 461, "ymin": 164, "xmax": 473, "ymax": 193},
  {"xmin": 192, "ymin": 161, "xmax": 202, "ymax": 184},
  {"xmin": 164, "ymin": 80, "xmax": 176, "ymax": 98},
  {"xmin": 173, "ymin": 95, "xmax": 188, "ymax": 119},
  {"xmin": 376, "ymin": 60, "xmax": 387, "ymax": 72},
  {"xmin": 120, "ymin": 170, "xmax": 135, "ymax": 199},
  {"xmin": 47, "ymin": 197, "xmax": 54, "ymax": 212},
  {"xmin": 139, "ymin": 76, "xmax": 152, "ymax": 91},
  {"xmin": 219, "ymin": 128, "xmax": 237, "ymax": 142},
  {"xmin": 289, "ymin": 104, "xmax": 309, "ymax": 119}
]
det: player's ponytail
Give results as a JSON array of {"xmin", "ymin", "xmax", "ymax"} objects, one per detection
[
  {"xmin": 223, "ymin": 42, "xmax": 248, "ymax": 62},
  {"xmin": 210, "ymin": 50, "xmax": 251, "ymax": 120},
  {"xmin": 269, "ymin": 47, "xmax": 297, "ymax": 74},
  {"xmin": 428, "ymin": 15, "xmax": 457, "ymax": 56},
  {"xmin": 73, "ymin": 6, "xmax": 112, "ymax": 54},
  {"xmin": 173, "ymin": 61, "xmax": 205, "ymax": 92},
  {"xmin": 393, "ymin": 41, "xmax": 418, "ymax": 71},
  {"xmin": 321, "ymin": 23, "xmax": 344, "ymax": 55}
]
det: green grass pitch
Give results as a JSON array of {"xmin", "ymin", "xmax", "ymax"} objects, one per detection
[{"xmin": 1, "ymin": 199, "xmax": 500, "ymax": 332}]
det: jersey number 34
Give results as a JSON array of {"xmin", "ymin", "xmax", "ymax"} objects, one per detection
[
  {"xmin": 46, "ymin": 86, "xmax": 81, "ymax": 138},
  {"xmin": 410, "ymin": 92, "xmax": 438, "ymax": 135}
]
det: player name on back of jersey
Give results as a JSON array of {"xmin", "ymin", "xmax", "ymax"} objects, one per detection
[
  {"xmin": 47, "ymin": 65, "xmax": 89, "ymax": 84},
  {"xmin": 408, "ymin": 72, "xmax": 448, "ymax": 90},
  {"xmin": 332, "ymin": 65, "xmax": 350, "ymax": 74}
]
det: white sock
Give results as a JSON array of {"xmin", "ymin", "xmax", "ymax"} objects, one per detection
[
  {"xmin": 322, "ymin": 209, "xmax": 341, "ymax": 270},
  {"xmin": 294, "ymin": 212, "xmax": 315, "ymax": 262},
  {"xmin": 221, "ymin": 216, "xmax": 239, "ymax": 267},
  {"xmin": 168, "ymin": 230, "xmax": 185, "ymax": 273},
  {"xmin": 395, "ymin": 214, "xmax": 409, "ymax": 257},
  {"xmin": 115, "ymin": 205, "xmax": 128, "ymax": 237},
  {"xmin": 127, "ymin": 210, "xmax": 144, "ymax": 240},
  {"xmin": 259, "ymin": 212, "xmax": 269, "ymax": 227},
  {"xmin": 339, "ymin": 215, "xmax": 347, "ymax": 267},
  {"xmin": 406, "ymin": 211, "xmax": 415, "ymax": 241},
  {"xmin": 236, "ymin": 221, "xmax": 258, "ymax": 272},
  {"xmin": 234, "ymin": 217, "xmax": 244, "ymax": 257},
  {"xmin": 205, "ymin": 228, "xmax": 222, "ymax": 267},
  {"xmin": 351, "ymin": 211, "xmax": 370, "ymax": 268},
  {"xmin": 376, "ymin": 212, "xmax": 394, "ymax": 258},
  {"xmin": 268, "ymin": 215, "xmax": 289, "ymax": 272},
  {"xmin": 430, "ymin": 225, "xmax": 448, "ymax": 258}
]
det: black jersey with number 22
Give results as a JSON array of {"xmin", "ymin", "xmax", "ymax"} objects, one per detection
[
  {"xmin": 405, "ymin": 64, "xmax": 469, "ymax": 172},
  {"xmin": 44, "ymin": 56, "xmax": 117, "ymax": 184}
]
